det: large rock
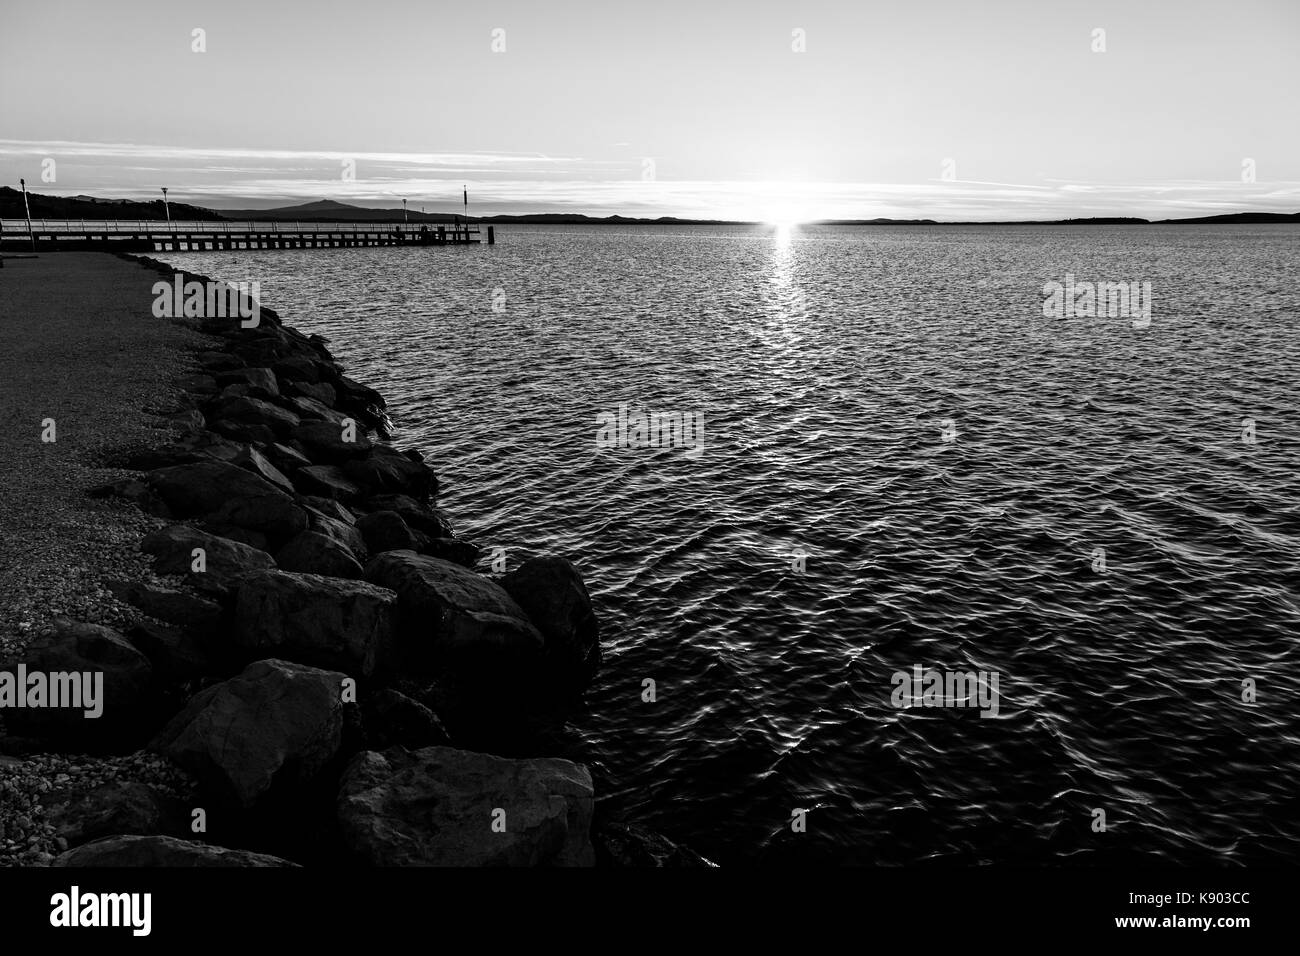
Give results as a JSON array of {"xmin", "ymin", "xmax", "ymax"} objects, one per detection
[
  {"xmin": 146, "ymin": 461, "xmax": 307, "ymax": 542},
  {"xmin": 148, "ymin": 460, "xmax": 286, "ymax": 517},
  {"xmin": 151, "ymin": 659, "xmax": 347, "ymax": 809},
  {"xmin": 362, "ymin": 689, "xmax": 449, "ymax": 751},
  {"xmin": 306, "ymin": 508, "xmax": 368, "ymax": 560},
  {"xmin": 106, "ymin": 580, "xmax": 223, "ymax": 635},
  {"xmin": 363, "ymin": 551, "xmax": 542, "ymax": 674},
  {"xmin": 294, "ymin": 464, "xmax": 362, "ymax": 503},
  {"xmin": 292, "ymin": 420, "xmax": 372, "ymax": 464},
  {"xmin": 126, "ymin": 621, "xmax": 215, "ymax": 682},
  {"xmin": 362, "ymin": 495, "xmax": 454, "ymax": 537},
  {"xmin": 233, "ymin": 571, "xmax": 395, "ymax": 676},
  {"xmin": 337, "ymin": 746, "xmax": 594, "ymax": 866},
  {"xmin": 40, "ymin": 781, "xmax": 187, "ymax": 849},
  {"xmin": 355, "ymin": 510, "xmax": 420, "ymax": 554},
  {"xmin": 231, "ymin": 445, "xmax": 294, "ymax": 493},
  {"xmin": 216, "ymin": 366, "xmax": 279, "ymax": 398},
  {"xmin": 0, "ymin": 620, "xmax": 153, "ymax": 747},
  {"xmin": 140, "ymin": 524, "xmax": 276, "ymax": 596},
  {"xmin": 276, "ymin": 531, "xmax": 364, "ymax": 579},
  {"xmin": 501, "ymin": 558, "xmax": 602, "ymax": 694},
  {"xmin": 212, "ymin": 396, "xmax": 300, "ymax": 438},
  {"xmin": 54, "ymin": 835, "xmax": 298, "ymax": 867},
  {"xmin": 343, "ymin": 446, "xmax": 437, "ymax": 501}
]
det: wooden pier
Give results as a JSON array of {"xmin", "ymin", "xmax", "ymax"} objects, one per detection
[{"xmin": 0, "ymin": 219, "xmax": 492, "ymax": 252}]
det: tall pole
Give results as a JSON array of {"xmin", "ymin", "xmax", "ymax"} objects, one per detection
[
  {"xmin": 402, "ymin": 198, "xmax": 407, "ymax": 224},
  {"xmin": 463, "ymin": 184, "xmax": 467, "ymax": 237},
  {"xmin": 19, "ymin": 178, "xmax": 35, "ymax": 252},
  {"xmin": 161, "ymin": 187, "xmax": 170, "ymax": 226}
]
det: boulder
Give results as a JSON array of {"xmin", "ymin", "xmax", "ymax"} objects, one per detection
[
  {"xmin": 231, "ymin": 445, "xmax": 294, "ymax": 493},
  {"xmin": 302, "ymin": 497, "xmax": 356, "ymax": 524},
  {"xmin": 210, "ymin": 419, "xmax": 276, "ymax": 446},
  {"xmin": 233, "ymin": 571, "xmax": 395, "ymax": 676},
  {"xmin": 284, "ymin": 395, "xmax": 346, "ymax": 424},
  {"xmin": 363, "ymin": 551, "xmax": 542, "ymax": 674},
  {"xmin": 262, "ymin": 441, "xmax": 313, "ymax": 476},
  {"xmin": 294, "ymin": 464, "xmax": 362, "ymax": 503},
  {"xmin": 420, "ymin": 537, "xmax": 482, "ymax": 569},
  {"xmin": 362, "ymin": 689, "xmax": 450, "ymax": 751},
  {"xmin": 54, "ymin": 835, "xmax": 298, "ymax": 867},
  {"xmin": 306, "ymin": 509, "xmax": 368, "ymax": 560},
  {"xmin": 333, "ymin": 375, "xmax": 389, "ymax": 433},
  {"xmin": 355, "ymin": 510, "xmax": 419, "ymax": 554},
  {"xmin": 209, "ymin": 493, "xmax": 308, "ymax": 544},
  {"xmin": 147, "ymin": 460, "xmax": 287, "ymax": 517},
  {"xmin": 216, "ymin": 366, "xmax": 279, "ymax": 397},
  {"xmin": 151, "ymin": 659, "xmax": 348, "ymax": 809},
  {"xmin": 212, "ymin": 396, "xmax": 300, "ymax": 437},
  {"xmin": 106, "ymin": 580, "xmax": 223, "ymax": 634},
  {"xmin": 292, "ymin": 420, "xmax": 372, "ymax": 464},
  {"xmin": 40, "ymin": 781, "xmax": 187, "ymax": 849},
  {"xmin": 501, "ymin": 558, "xmax": 602, "ymax": 694},
  {"xmin": 362, "ymin": 495, "xmax": 455, "ymax": 537},
  {"xmin": 273, "ymin": 355, "xmax": 327, "ymax": 384},
  {"xmin": 139, "ymin": 524, "xmax": 276, "ymax": 596},
  {"xmin": 287, "ymin": 380, "xmax": 336, "ymax": 405},
  {"xmin": 125, "ymin": 621, "xmax": 214, "ymax": 682},
  {"xmin": 343, "ymin": 446, "xmax": 437, "ymax": 500},
  {"xmin": 276, "ymin": 530, "xmax": 364, "ymax": 579},
  {"xmin": 337, "ymin": 746, "xmax": 594, "ymax": 866},
  {"xmin": 0, "ymin": 620, "xmax": 153, "ymax": 746}
]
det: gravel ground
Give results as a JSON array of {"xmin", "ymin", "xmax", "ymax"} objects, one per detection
[
  {"xmin": 0, "ymin": 252, "xmax": 205, "ymax": 865},
  {"xmin": 0, "ymin": 253, "xmax": 203, "ymax": 658}
]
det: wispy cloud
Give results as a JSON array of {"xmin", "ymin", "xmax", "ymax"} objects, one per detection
[{"xmin": 2, "ymin": 140, "xmax": 1297, "ymax": 221}]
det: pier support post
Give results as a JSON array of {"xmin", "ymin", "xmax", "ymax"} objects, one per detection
[{"xmin": 487, "ymin": 226, "xmax": 495, "ymax": 245}]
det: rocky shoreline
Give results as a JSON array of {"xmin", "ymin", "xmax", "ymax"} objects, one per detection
[{"xmin": 0, "ymin": 253, "xmax": 712, "ymax": 867}]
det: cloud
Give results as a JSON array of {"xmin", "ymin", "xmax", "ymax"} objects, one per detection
[{"xmin": 2, "ymin": 139, "xmax": 1297, "ymax": 220}]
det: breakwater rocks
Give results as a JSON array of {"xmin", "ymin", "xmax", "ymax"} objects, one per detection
[{"xmin": 0, "ymin": 254, "xmax": 711, "ymax": 867}]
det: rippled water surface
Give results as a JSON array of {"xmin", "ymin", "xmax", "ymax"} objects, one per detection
[{"xmin": 164, "ymin": 224, "xmax": 1300, "ymax": 865}]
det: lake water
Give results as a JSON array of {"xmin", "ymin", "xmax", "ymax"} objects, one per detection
[{"xmin": 162, "ymin": 223, "xmax": 1300, "ymax": 865}]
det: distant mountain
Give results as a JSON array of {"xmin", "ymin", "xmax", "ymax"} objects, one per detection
[
  {"xmin": 0, "ymin": 187, "xmax": 222, "ymax": 221},
  {"xmin": 1155, "ymin": 211, "xmax": 1300, "ymax": 224},
  {"xmin": 4, "ymin": 190, "xmax": 1297, "ymax": 227},
  {"xmin": 215, "ymin": 199, "xmax": 460, "ymax": 223},
  {"xmin": 474, "ymin": 213, "xmax": 752, "ymax": 225}
]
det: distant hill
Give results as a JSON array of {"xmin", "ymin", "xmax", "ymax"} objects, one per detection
[
  {"xmin": 474, "ymin": 213, "xmax": 751, "ymax": 225},
  {"xmin": 0, "ymin": 186, "xmax": 222, "ymax": 221},
  {"xmin": 216, "ymin": 199, "xmax": 460, "ymax": 223},
  {"xmin": 1155, "ymin": 211, "xmax": 1300, "ymax": 224},
  {"xmin": 4, "ymin": 190, "xmax": 1297, "ymax": 227}
]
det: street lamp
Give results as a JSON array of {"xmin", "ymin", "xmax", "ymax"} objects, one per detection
[
  {"xmin": 402, "ymin": 198, "xmax": 407, "ymax": 224},
  {"xmin": 161, "ymin": 187, "xmax": 170, "ymax": 226},
  {"xmin": 19, "ymin": 178, "xmax": 35, "ymax": 252}
]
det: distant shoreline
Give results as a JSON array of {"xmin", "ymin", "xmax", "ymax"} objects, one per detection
[{"xmin": 3, "ymin": 188, "xmax": 1297, "ymax": 229}]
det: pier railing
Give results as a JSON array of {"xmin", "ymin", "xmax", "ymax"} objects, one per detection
[
  {"xmin": 0, "ymin": 219, "xmax": 477, "ymax": 235},
  {"xmin": 0, "ymin": 218, "xmax": 486, "ymax": 249}
]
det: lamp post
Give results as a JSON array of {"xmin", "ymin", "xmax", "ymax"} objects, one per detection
[
  {"xmin": 19, "ymin": 178, "xmax": 36, "ymax": 252},
  {"xmin": 402, "ymin": 198, "xmax": 408, "ymax": 224},
  {"xmin": 161, "ymin": 187, "xmax": 170, "ymax": 226}
]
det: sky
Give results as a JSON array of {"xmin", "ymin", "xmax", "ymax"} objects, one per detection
[{"xmin": 2, "ymin": 0, "xmax": 1298, "ymax": 221}]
